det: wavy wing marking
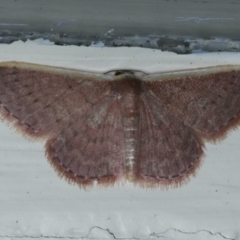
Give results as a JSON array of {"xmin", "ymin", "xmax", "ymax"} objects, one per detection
[
  {"xmin": 0, "ymin": 64, "xmax": 111, "ymax": 138},
  {"xmin": 135, "ymin": 69, "xmax": 240, "ymax": 187},
  {"xmin": 0, "ymin": 63, "xmax": 125, "ymax": 187},
  {"xmin": 145, "ymin": 70, "xmax": 240, "ymax": 140},
  {"xmin": 46, "ymin": 96, "xmax": 125, "ymax": 187},
  {"xmin": 135, "ymin": 92, "xmax": 203, "ymax": 187}
]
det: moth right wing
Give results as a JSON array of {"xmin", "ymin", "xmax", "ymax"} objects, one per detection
[
  {"xmin": 135, "ymin": 66, "xmax": 240, "ymax": 187},
  {"xmin": 134, "ymin": 91, "xmax": 203, "ymax": 187},
  {"xmin": 143, "ymin": 67, "xmax": 240, "ymax": 140}
]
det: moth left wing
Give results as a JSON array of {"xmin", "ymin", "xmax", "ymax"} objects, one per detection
[
  {"xmin": 0, "ymin": 62, "xmax": 126, "ymax": 187},
  {"xmin": 45, "ymin": 93, "xmax": 126, "ymax": 187},
  {"xmin": 0, "ymin": 62, "xmax": 111, "ymax": 138}
]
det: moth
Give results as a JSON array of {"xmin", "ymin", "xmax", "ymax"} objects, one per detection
[{"xmin": 0, "ymin": 61, "xmax": 240, "ymax": 188}]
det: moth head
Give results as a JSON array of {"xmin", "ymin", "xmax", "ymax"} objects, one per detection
[{"xmin": 105, "ymin": 69, "xmax": 147, "ymax": 80}]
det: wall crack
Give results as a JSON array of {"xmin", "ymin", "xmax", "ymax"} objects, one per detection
[
  {"xmin": 150, "ymin": 228, "xmax": 236, "ymax": 240},
  {"xmin": 0, "ymin": 227, "xmax": 236, "ymax": 240}
]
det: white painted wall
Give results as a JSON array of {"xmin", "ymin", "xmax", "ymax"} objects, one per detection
[{"xmin": 0, "ymin": 40, "xmax": 240, "ymax": 240}]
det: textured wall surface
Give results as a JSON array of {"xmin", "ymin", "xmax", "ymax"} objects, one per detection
[
  {"xmin": 0, "ymin": 0, "xmax": 240, "ymax": 40},
  {"xmin": 0, "ymin": 41, "xmax": 240, "ymax": 240}
]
